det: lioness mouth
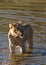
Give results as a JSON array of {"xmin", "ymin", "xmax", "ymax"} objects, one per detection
[{"xmin": 19, "ymin": 30, "xmax": 24, "ymax": 38}]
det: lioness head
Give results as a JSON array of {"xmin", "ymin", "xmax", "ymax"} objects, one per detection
[{"xmin": 9, "ymin": 23, "xmax": 23, "ymax": 38}]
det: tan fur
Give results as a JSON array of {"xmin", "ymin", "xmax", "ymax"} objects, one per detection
[{"xmin": 8, "ymin": 23, "xmax": 33, "ymax": 53}]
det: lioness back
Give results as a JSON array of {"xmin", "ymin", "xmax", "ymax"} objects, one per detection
[{"xmin": 22, "ymin": 24, "xmax": 33, "ymax": 38}]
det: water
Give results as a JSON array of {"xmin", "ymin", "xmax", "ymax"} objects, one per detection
[
  {"xmin": 0, "ymin": 1, "xmax": 46, "ymax": 65},
  {"xmin": 0, "ymin": 33, "xmax": 46, "ymax": 65}
]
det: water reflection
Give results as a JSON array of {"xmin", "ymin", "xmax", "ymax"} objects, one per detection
[
  {"xmin": 9, "ymin": 53, "xmax": 34, "ymax": 65},
  {"xmin": 9, "ymin": 53, "xmax": 23, "ymax": 65},
  {"xmin": 9, "ymin": 53, "xmax": 46, "ymax": 65},
  {"xmin": 9, "ymin": 54, "xmax": 17, "ymax": 65},
  {"xmin": 0, "ymin": 1, "xmax": 46, "ymax": 65}
]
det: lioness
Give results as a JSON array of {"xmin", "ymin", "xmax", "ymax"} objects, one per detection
[{"xmin": 8, "ymin": 22, "xmax": 33, "ymax": 53}]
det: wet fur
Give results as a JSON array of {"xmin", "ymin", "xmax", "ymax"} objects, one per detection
[{"xmin": 8, "ymin": 23, "xmax": 33, "ymax": 53}]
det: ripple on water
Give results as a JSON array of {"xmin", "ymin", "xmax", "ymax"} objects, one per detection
[{"xmin": 0, "ymin": 5, "xmax": 46, "ymax": 64}]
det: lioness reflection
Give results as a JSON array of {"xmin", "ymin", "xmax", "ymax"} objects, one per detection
[
  {"xmin": 8, "ymin": 22, "xmax": 33, "ymax": 53},
  {"xmin": 9, "ymin": 53, "xmax": 22, "ymax": 65}
]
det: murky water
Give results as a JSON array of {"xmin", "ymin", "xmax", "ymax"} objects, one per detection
[{"xmin": 0, "ymin": 1, "xmax": 46, "ymax": 65}]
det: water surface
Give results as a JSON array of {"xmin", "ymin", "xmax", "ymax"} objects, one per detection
[{"xmin": 0, "ymin": 1, "xmax": 46, "ymax": 65}]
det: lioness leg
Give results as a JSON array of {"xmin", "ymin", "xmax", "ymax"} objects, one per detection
[
  {"xmin": 9, "ymin": 43, "xmax": 15, "ymax": 53},
  {"xmin": 29, "ymin": 39, "xmax": 33, "ymax": 53}
]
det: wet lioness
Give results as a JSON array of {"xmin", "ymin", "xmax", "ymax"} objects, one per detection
[{"xmin": 8, "ymin": 22, "xmax": 33, "ymax": 53}]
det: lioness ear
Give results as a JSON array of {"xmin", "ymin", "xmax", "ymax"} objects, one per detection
[{"xmin": 9, "ymin": 23, "xmax": 14, "ymax": 29}]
